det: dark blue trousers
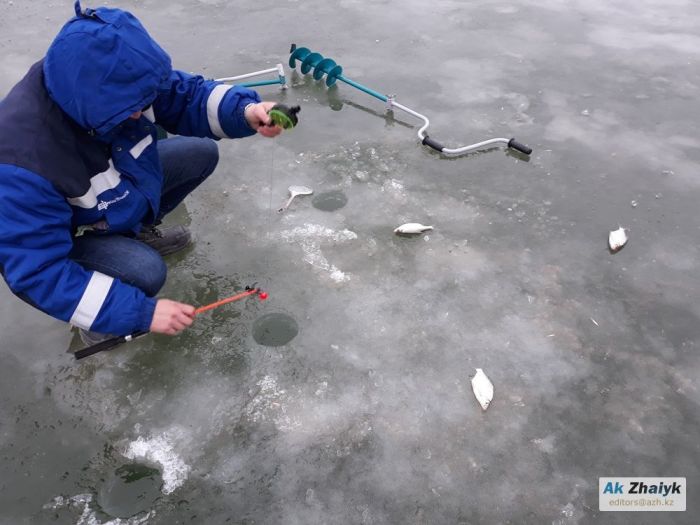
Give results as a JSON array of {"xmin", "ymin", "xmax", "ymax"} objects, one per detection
[{"xmin": 69, "ymin": 136, "xmax": 219, "ymax": 297}]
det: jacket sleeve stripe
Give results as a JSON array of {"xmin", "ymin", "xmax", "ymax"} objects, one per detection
[
  {"xmin": 143, "ymin": 106, "xmax": 156, "ymax": 122},
  {"xmin": 67, "ymin": 161, "xmax": 122, "ymax": 209},
  {"xmin": 69, "ymin": 271, "xmax": 115, "ymax": 330},
  {"xmin": 129, "ymin": 134, "xmax": 153, "ymax": 159},
  {"xmin": 206, "ymin": 84, "xmax": 232, "ymax": 139}
]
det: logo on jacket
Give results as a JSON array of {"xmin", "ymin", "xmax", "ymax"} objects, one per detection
[{"xmin": 97, "ymin": 190, "xmax": 130, "ymax": 211}]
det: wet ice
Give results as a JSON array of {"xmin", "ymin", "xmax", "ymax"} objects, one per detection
[{"xmin": 2, "ymin": 0, "xmax": 700, "ymax": 524}]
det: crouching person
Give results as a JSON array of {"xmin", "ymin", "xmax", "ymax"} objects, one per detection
[{"xmin": 0, "ymin": 2, "xmax": 282, "ymax": 348}]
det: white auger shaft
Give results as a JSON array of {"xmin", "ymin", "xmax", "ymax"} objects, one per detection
[{"xmin": 215, "ymin": 64, "xmax": 287, "ymax": 89}]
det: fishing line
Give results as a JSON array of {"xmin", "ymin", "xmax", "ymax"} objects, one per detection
[{"xmin": 264, "ymin": 125, "xmax": 275, "ymax": 292}]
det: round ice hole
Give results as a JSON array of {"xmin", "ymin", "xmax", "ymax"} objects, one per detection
[
  {"xmin": 97, "ymin": 463, "xmax": 162, "ymax": 518},
  {"xmin": 252, "ymin": 313, "xmax": 299, "ymax": 346},
  {"xmin": 312, "ymin": 191, "xmax": 348, "ymax": 212}
]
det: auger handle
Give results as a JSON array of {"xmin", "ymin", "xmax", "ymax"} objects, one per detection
[
  {"xmin": 422, "ymin": 136, "xmax": 444, "ymax": 152},
  {"xmin": 422, "ymin": 135, "xmax": 533, "ymax": 156},
  {"xmin": 507, "ymin": 138, "xmax": 532, "ymax": 155}
]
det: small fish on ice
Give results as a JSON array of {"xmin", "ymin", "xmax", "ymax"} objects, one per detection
[
  {"xmin": 394, "ymin": 223, "xmax": 433, "ymax": 235},
  {"xmin": 608, "ymin": 227, "xmax": 628, "ymax": 253},
  {"xmin": 471, "ymin": 368, "xmax": 494, "ymax": 411}
]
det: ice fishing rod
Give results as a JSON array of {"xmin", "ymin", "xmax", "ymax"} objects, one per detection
[
  {"xmin": 288, "ymin": 44, "xmax": 532, "ymax": 157},
  {"xmin": 212, "ymin": 67, "xmax": 300, "ymax": 130},
  {"xmin": 74, "ymin": 285, "xmax": 267, "ymax": 360}
]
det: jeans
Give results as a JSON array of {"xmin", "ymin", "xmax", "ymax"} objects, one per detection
[{"xmin": 69, "ymin": 136, "xmax": 219, "ymax": 298}]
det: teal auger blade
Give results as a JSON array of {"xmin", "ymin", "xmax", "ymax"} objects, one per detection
[
  {"xmin": 300, "ymin": 52, "xmax": 323, "ymax": 75},
  {"xmin": 289, "ymin": 44, "xmax": 343, "ymax": 86},
  {"xmin": 289, "ymin": 45, "xmax": 311, "ymax": 69}
]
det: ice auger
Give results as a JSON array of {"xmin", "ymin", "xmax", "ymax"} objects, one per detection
[{"xmin": 288, "ymin": 44, "xmax": 532, "ymax": 157}]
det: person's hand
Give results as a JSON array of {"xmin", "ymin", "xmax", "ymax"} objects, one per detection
[
  {"xmin": 244, "ymin": 101, "xmax": 283, "ymax": 138},
  {"xmin": 150, "ymin": 299, "xmax": 195, "ymax": 335}
]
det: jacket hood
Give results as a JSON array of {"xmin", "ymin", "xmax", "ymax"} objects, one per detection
[{"xmin": 43, "ymin": 1, "xmax": 172, "ymax": 137}]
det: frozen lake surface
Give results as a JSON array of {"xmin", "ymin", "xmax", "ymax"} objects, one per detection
[{"xmin": 1, "ymin": 0, "xmax": 699, "ymax": 523}]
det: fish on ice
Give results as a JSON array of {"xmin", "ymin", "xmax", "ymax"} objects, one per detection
[
  {"xmin": 394, "ymin": 223, "xmax": 434, "ymax": 234},
  {"xmin": 608, "ymin": 226, "xmax": 628, "ymax": 253},
  {"xmin": 471, "ymin": 368, "xmax": 494, "ymax": 411}
]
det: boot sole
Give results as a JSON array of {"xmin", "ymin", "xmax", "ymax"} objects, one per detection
[{"xmin": 155, "ymin": 238, "xmax": 192, "ymax": 257}]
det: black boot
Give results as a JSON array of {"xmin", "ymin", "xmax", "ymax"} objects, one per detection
[{"xmin": 137, "ymin": 225, "xmax": 192, "ymax": 256}]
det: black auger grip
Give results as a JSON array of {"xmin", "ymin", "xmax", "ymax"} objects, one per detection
[
  {"xmin": 508, "ymin": 138, "xmax": 532, "ymax": 155},
  {"xmin": 422, "ymin": 135, "xmax": 444, "ymax": 152}
]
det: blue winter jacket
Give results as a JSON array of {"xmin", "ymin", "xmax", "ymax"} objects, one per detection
[{"xmin": 0, "ymin": 1, "xmax": 261, "ymax": 336}]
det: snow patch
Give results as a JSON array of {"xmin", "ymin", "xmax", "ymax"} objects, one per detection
[
  {"xmin": 123, "ymin": 433, "xmax": 190, "ymax": 495},
  {"xmin": 275, "ymin": 223, "xmax": 357, "ymax": 282}
]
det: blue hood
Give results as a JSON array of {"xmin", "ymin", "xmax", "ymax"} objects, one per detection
[{"xmin": 43, "ymin": 1, "xmax": 172, "ymax": 137}]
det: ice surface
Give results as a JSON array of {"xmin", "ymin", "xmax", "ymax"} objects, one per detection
[
  {"xmin": 1, "ymin": 0, "xmax": 699, "ymax": 524},
  {"xmin": 44, "ymin": 494, "xmax": 153, "ymax": 525}
]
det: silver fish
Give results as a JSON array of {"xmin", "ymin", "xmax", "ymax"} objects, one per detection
[
  {"xmin": 471, "ymin": 368, "xmax": 494, "ymax": 411},
  {"xmin": 608, "ymin": 227, "xmax": 628, "ymax": 253},
  {"xmin": 394, "ymin": 223, "xmax": 434, "ymax": 234}
]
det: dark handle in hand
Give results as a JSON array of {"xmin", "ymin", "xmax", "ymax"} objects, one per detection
[
  {"xmin": 421, "ymin": 135, "xmax": 444, "ymax": 152},
  {"xmin": 508, "ymin": 138, "xmax": 532, "ymax": 155},
  {"xmin": 74, "ymin": 331, "xmax": 149, "ymax": 360}
]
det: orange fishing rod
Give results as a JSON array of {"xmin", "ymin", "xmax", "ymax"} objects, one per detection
[{"xmin": 195, "ymin": 285, "xmax": 268, "ymax": 315}]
